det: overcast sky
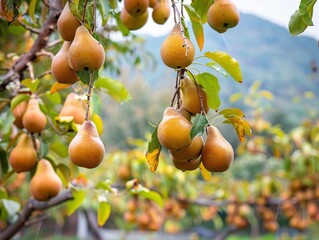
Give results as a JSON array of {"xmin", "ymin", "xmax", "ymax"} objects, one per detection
[{"xmin": 135, "ymin": 0, "xmax": 319, "ymax": 40}]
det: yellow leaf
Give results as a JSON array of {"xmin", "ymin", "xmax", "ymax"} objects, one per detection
[
  {"xmin": 199, "ymin": 162, "xmax": 211, "ymax": 181},
  {"xmin": 55, "ymin": 116, "xmax": 74, "ymax": 123},
  {"xmin": 50, "ymin": 82, "xmax": 72, "ymax": 94},
  {"xmin": 91, "ymin": 113, "xmax": 103, "ymax": 135},
  {"xmin": 145, "ymin": 148, "xmax": 160, "ymax": 172}
]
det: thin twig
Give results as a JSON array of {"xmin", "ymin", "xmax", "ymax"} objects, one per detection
[
  {"xmin": 26, "ymin": 62, "xmax": 35, "ymax": 80},
  {"xmin": 85, "ymin": 71, "xmax": 94, "ymax": 121},
  {"xmin": 92, "ymin": 0, "xmax": 97, "ymax": 33},
  {"xmin": 82, "ymin": 0, "xmax": 89, "ymax": 24},
  {"xmin": 46, "ymin": 39, "xmax": 62, "ymax": 49},
  {"xmin": 36, "ymin": 50, "xmax": 55, "ymax": 60},
  {"xmin": 36, "ymin": 70, "xmax": 51, "ymax": 79},
  {"xmin": 17, "ymin": 18, "xmax": 41, "ymax": 34}
]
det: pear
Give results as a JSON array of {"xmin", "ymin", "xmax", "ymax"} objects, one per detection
[
  {"xmin": 124, "ymin": 0, "xmax": 149, "ymax": 16},
  {"xmin": 57, "ymin": 2, "xmax": 81, "ymax": 41},
  {"xmin": 22, "ymin": 96, "xmax": 47, "ymax": 133},
  {"xmin": 177, "ymin": 107, "xmax": 191, "ymax": 122},
  {"xmin": 170, "ymin": 136, "xmax": 203, "ymax": 162},
  {"xmin": 68, "ymin": 120, "xmax": 105, "ymax": 168},
  {"xmin": 201, "ymin": 125, "xmax": 234, "ymax": 172},
  {"xmin": 120, "ymin": 8, "xmax": 149, "ymax": 30},
  {"xmin": 207, "ymin": 0, "xmax": 239, "ymax": 33},
  {"xmin": 51, "ymin": 41, "xmax": 79, "ymax": 84},
  {"xmin": 30, "ymin": 159, "xmax": 62, "ymax": 201},
  {"xmin": 9, "ymin": 133, "xmax": 37, "ymax": 173},
  {"xmin": 160, "ymin": 24, "xmax": 195, "ymax": 69},
  {"xmin": 180, "ymin": 76, "xmax": 209, "ymax": 115},
  {"xmin": 59, "ymin": 92, "xmax": 86, "ymax": 124},
  {"xmin": 68, "ymin": 26, "xmax": 105, "ymax": 71},
  {"xmin": 157, "ymin": 107, "xmax": 192, "ymax": 151},
  {"xmin": 12, "ymin": 100, "xmax": 28, "ymax": 129},
  {"xmin": 171, "ymin": 156, "xmax": 201, "ymax": 171},
  {"xmin": 152, "ymin": 0, "xmax": 170, "ymax": 25}
]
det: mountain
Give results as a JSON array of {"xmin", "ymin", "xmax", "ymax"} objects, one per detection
[{"xmin": 138, "ymin": 13, "xmax": 319, "ymax": 128}]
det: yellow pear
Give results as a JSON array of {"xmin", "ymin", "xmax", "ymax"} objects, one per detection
[
  {"xmin": 12, "ymin": 100, "xmax": 28, "ymax": 129},
  {"xmin": 68, "ymin": 26, "xmax": 105, "ymax": 71},
  {"xmin": 157, "ymin": 107, "xmax": 192, "ymax": 151},
  {"xmin": 30, "ymin": 159, "xmax": 62, "ymax": 201},
  {"xmin": 177, "ymin": 107, "xmax": 192, "ymax": 122},
  {"xmin": 160, "ymin": 24, "xmax": 195, "ymax": 69},
  {"xmin": 51, "ymin": 41, "xmax": 79, "ymax": 84},
  {"xmin": 59, "ymin": 92, "xmax": 86, "ymax": 124},
  {"xmin": 124, "ymin": 0, "xmax": 149, "ymax": 16},
  {"xmin": 152, "ymin": 0, "xmax": 170, "ymax": 24},
  {"xmin": 207, "ymin": 0, "xmax": 239, "ymax": 33},
  {"xmin": 57, "ymin": 2, "xmax": 81, "ymax": 41},
  {"xmin": 22, "ymin": 96, "xmax": 47, "ymax": 133},
  {"xmin": 120, "ymin": 8, "xmax": 149, "ymax": 30},
  {"xmin": 68, "ymin": 120, "xmax": 105, "ymax": 168},
  {"xmin": 170, "ymin": 136, "xmax": 203, "ymax": 162},
  {"xmin": 9, "ymin": 133, "xmax": 37, "ymax": 173},
  {"xmin": 201, "ymin": 125, "xmax": 234, "ymax": 172},
  {"xmin": 171, "ymin": 156, "xmax": 201, "ymax": 171},
  {"xmin": 149, "ymin": 0, "xmax": 157, "ymax": 8},
  {"xmin": 180, "ymin": 76, "xmax": 209, "ymax": 115}
]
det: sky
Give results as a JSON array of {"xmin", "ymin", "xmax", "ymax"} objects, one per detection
[{"xmin": 135, "ymin": 0, "xmax": 319, "ymax": 40}]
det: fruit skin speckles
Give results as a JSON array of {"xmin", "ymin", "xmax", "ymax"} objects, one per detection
[{"xmin": 160, "ymin": 24, "xmax": 195, "ymax": 69}]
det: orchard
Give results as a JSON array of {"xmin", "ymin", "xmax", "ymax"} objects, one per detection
[{"xmin": 0, "ymin": 0, "xmax": 318, "ymax": 239}]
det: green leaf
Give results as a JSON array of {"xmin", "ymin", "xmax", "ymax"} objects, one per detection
[
  {"xmin": 45, "ymin": 91, "xmax": 61, "ymax": 104},
  {"xmin": 134, "ymin": 186, "xmax": 163, "ymax": 207},
  {"xmin": 219, "ymin": 108, "xmax": 245, "ymax": 118},
  {"xmin": 195, "ymin": 72, "xmax": 221, "ymax": 110},
  {"xmin": 56, "ymin": 164, "xmax": 71, "ymax": 187},
  {"xmin": 10, "ymin": 94, "xmax": 30, "ymax": 110},
  {"xmin": 190, "ymin": 0, "xmax": 211, "ymax": 23},
  {"xmin": 66, "ymin": 188, "xmax": 86, "ymax": 216},
  {"xmin": 21, "ymin": 79, "xmax": 40, "ymax": 93},
  {"xmin": 95, "ymin": 180, "xmax": 114, "ymax": 192},
  {"xmin": 2, "ymin": 199, "xmax": 20, "ymax": 216},
  {"xmin": 97, "ymin": 201, "xmax": 111, "ymax": 227},
  {"xmin": 50, "ymin": 141, "xmax": 68, "ymax": 158},
  {"xmin": 289, "ymin": 10, "xmax": 308, "ymax": 35},
  {"xmin": 145, "ymin": 125, "xmax": 161, "ymax": 172},
  {"xmin": 299, "ymin": 0, "xmax": 317, "ymax": 26},
  {"xmin": 29, "ymin": 0, "xmax": 38, "ymax": 23},
  {"xmin": 114, "ymin": 11, "xmax": 130, "ymax": 36},
  {"xmin": 204, "ymin": 51, "xmax": 243, "ymax": 83},
  {"xmin": 38, "ymin": 140, "xmax": 49, "ymax": 159},
  {"xmin": 181, "ymin": 17, "xmax": 190, "ymax": 39},
  {"xmin": 0, "ymin": 148, "xmax": 8, "ymax": 178},
  {"xmin": 94, "ymin": 77, "xmax": 131, "ymax": 103},
  {"xmin": 183, "ymin": 4, "xmax": 204, "ymax": 51},
  {"xmin": 77, "ymin": 70, "xmax": 98, "ymax": 85},
  {"xmin": 190, "ymin": 114, "xmax": 209, "ymax": 139}
]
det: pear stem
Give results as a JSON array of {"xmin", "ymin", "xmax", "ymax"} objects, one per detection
[
  {"xmin": 82, "ymin": 0, "xmax": 89, "ymax": 24},
  {"xmin": 85, "ymin": 71, "xmax": 94, "ymax": 121},
  {"xmin": 170, "ymin": 1, "xmax": 189, "ymax": 57},
  {"xmin": 170, "ymin": 70, "xmax": 181, "ymax": 108},
  {"xmin": 186, "ymin": 69, "xmax": 208, "ymax": 118},
  {"xmin": 92, "ymin": 0, "xmax": 97, "ymax": 33}
]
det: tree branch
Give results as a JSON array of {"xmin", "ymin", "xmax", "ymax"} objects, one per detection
[
  {"xmin": 0, "ymin": 0, "xmax": 62, "ymax": 92},
  {"xmin": 0, "ymin": 190, "xmax": 73, "ymax": 240}
]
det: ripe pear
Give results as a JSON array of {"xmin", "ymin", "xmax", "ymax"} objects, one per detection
[
  {"xmin": 171, "ymin": 156, "xmax": 201, "ymax": 171},
  {"xmin": 201, "ymin": 125, "xmax": 234, "ymax": 172},
  {"xmin": 68, "ymin": 26, "xmax": 105, "ymax": 71},
  {"xmin": 68, "ymin": 120, "xmax": 105, "ymax": 168},
  {"xmin": 57, "ymin": 2, "xmax": 81, "ymax": 41},
  {"xmin": 12, "ymin": 100, "xmax": 28, "ymax": 129},
  {"xmin": 157, "ymin": 107, "xmax": 192, "ymax": 151},
  {"xmin": 30, "ymin": 159, "xmax": 62, "ymax": 201},
  {"xmin": 59, "ymin": 92, "xmax": 86, "ymax": 124},
  {"xmin": 177, "ymin": 107, "xmax": 191, "ymax": 122},
  {"xmin": 124, "ymin": 0, "xmax": 149, "ymax": 16},
  {"xmin": 170, "ymin": 136, "xmax": 203, "ymax": 162},
  {"xmin": 51, "ymin": 41, "xmax": 79, "ymax": 84},
  {"xmin": 22, "ymin": 96, "xmax": 47, "ymax": 133},
  {"xmin": 152, "ymin": 0, "xmax": 170, "ymax": 25},
  {"xmin": 207, "ymin": 0, "xmax": 239, "ymax": 33},
  {"xmin": 160, "ymin": 24, "xmax": 195, "ymax": 69},
  {"xmin": 120, "ymin": 8, "xmax": 149, "ymax": 30},
  {"xmin": 9, "ymin": 133, "xmax": 37, "ymax": 173},
  {"xmin": 180, "ymin": 76, "xmax": 209, "ymax": 115}
]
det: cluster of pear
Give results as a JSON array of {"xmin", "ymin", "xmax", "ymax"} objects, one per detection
[
  {"xmin": 281, "ymin": 176, "xmax": 319, "ymax": 231},
  {"xmin": 12, "ymin": 95, "xmax": 47, "ymax": 133},
  {"xmin": 226, "ymin": 202, "xmax": 250, "ymax": 229},
  {"xmin": 157, "ymin": 76, "xmax": 234, "ymax": 172},
  {"xmin": 207, "ymin": 0, "xmax": 240, "ymax": 33},
  {"xmin": 51, "ymin": 2, "xmax": 105, "ymax": 84},
  {"xmin": 124, "ymin": 197, "xmax": 162, "ymax": 231},
  {"xmin": 120, "ymin": 0, "xmax": 171, "ymax": 31},
  {"xmin": 160, "ymin": 23, "xmax": 195, "ymax": 69},
  {"xmin": 255, "ymin": 198, "xmax": 279, "ymax": 232}
]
